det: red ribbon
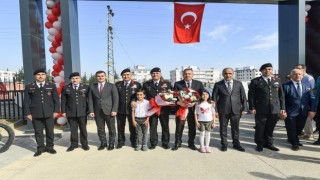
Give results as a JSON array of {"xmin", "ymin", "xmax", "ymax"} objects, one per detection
[
  {"xmin": 149, "ymin": 98, "xmax": 161, "ymax": 116},
  {"xmin": 176, "ymin": 106, "xmax": 188, "ymax": 121}
]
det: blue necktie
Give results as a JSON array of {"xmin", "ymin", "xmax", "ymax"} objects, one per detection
[{"xmin": 297, "ymin": 83, "xmax": 302, "ymax": 97}]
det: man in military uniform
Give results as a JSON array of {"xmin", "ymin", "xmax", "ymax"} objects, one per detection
[
  {"xmin": 141, "ymin": 67, "xmax": 172, "ymax": 150},
  {"xmin": 248, "ymin": 63, "xmax": 286, "ymax": 152},
  {"xmin": 61, "ymin": 72, "xmax": 90, "ymax": 152},
  {"xmin": 24, "ymin": 68, "xmax": 60, "ymax": 157},
  {"xmin": 115, "ymin": 68, "xmax": 141, "ymax": 149}
]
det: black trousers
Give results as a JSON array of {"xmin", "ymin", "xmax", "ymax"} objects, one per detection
[
  {"xmin": 68, "ymin": 116, "xmax": 88, "ymax": 146},
  {"xmin": 219, "ymin": 113, "xmax": 241, "ymax": 146},
  {"xmin": 254, "ymin": 114, "xmax": 278, "ymax": 146},
  {"xmin": 174, "ymin": 108, "xmax": 196, "ymax": 146},
  {"xmin": 149, "ymin": 107, "xmax": 170, "ymax": 146},
  {"xmin": 116, "ymin": 113, "xmax": 136, "ymax": 145},
  {"xmin": 32, "ymin": 117, "xmax": 55, "ymax": 151},
  {"xmin": 95, "ymin": 110, "xmax": 116, "ymax": 145},
  {"xmin": 285, "ymin": 115, "xmax": 306, "ymax": 146}
]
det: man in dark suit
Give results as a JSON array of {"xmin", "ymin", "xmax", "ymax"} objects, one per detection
[
  {"xmin": 115, "ymin": 68, "xmax": 141, "ymax": 149},
  {"xmin": 141, "ymin": 67, "xmax": 172, "ymax": 150},
  {"xmin": 61, "ymin": 72, "xmax": 90, "ymax": 152},
  {"xmin": 248, "ymin": 63, "xmax": 286, "ymax": 152},
  {"xmin": 24, "ymin": 68, "xmax": 60, "ymax": 157},
  {"xmin": 212, "ymin": 68, "xmax": 248, "ymax": 152},
  {"xmin": 172, "ymin": 68, "xmax": 204, "ymax": 151},
  {"xmin": 282, "ymin": 68, "xmax": 316, "ymax": 150},
  {"xmin": 88, "ymin": 70, "xmax": 119, "ymax": 151}
]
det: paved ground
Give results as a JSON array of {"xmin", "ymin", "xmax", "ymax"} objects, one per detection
[{"xmin": 0, "ymin": 114, "xmax": 319, "ymax": 180}]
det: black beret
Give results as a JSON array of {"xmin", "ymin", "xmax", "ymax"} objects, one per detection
[
  {"xmin": 259, "ymin": 63, "xmax": 273, "ymax": 71},
  {"xmin": 121, "ymin": 68, "xmax": 130, "ymax": 75},
  {"xmin": 33, "ymin": 68, "xmax": 46, "ymax": 75},
  {"xmin": 150, "ymin": 67, "xmax": 161, "ymax": 73},
  {"xmin": 69, "ymin": 72, "xmax": 80, "ymax": 79}
]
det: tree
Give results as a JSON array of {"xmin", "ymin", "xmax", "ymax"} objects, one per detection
[
  {"xmin": 88, "ymin": 73, "xmax": 97, "ymax": 84},
  {"xmin": 46, "ymin": 69, "xmax": 53, "ymax": 82},
  {"xmin": 82, "ymin": 72, "xmax": 88, "ymax": 84},
  {"xmin": 15, "ymin": 67, "xmax": 24, "ymax": 82}
]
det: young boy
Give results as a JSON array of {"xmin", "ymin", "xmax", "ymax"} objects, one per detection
[{"xmin": 132, "ymin": 89, "xmax": 150, "ymax": 151}]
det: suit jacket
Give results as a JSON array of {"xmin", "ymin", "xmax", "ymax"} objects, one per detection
[
  {"xmin": 23, "ymin": 82, "xmax": 60, "ymax": 118},
  {"xmin": 61, "ymin": 83, "xmax": 89, "ymax": 117},
  {"xmin": 116, "ymin": 80, "xmax": 141, "ymax": 114},
  {"xmin": 88, "ymin": 82, "xmax": 119, "ymax": 115},
  {"xmin": 212, "ymin": 79, "xmax": 248, "ymax": 115},
  {"xmin": 248, "ymin": 76, "xmax": 285, "ymax": 114},
  {"xmin": 282, "ymin": 81, "xmax": 316, "ymax": 117},
  {"xmin": 173, "ymin": 79, "xmax": 204, "ymax": 112}
]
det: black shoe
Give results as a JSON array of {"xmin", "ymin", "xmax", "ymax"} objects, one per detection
[
  {"xmin": 233, "ymin": 145, "xmax": 245, "ymax": 152},
  {"xmin": 98, "ymin": 143, "xmax": 107, "ymax": 150},
  {"xmin": 34, "ymin": 150, "xmax": 43, "ymax": 157},
  {"xmin": 67, "ymin": 145, "xmax": 78, "ymax": 152},
  {"xmin": 256, "ymin": 145, "xmax": 263, "ymax": 152},
  {"xmin": 220, "ymin": 145, "xmax": 227, "ymax": 152},
  {"xmin": 82, "ymin": 145, "xmax": 90, "ymax": 151},
  {"xmin": 171, "ymin": 145, "xmax": 179, "ymax": 151},
  {"xmin": 188, "ymin": 144, "xmax": 197, "ymax": 150},
  {"xmin": 116, "ymin": 144, "xmax": 123, "ymax": 149},
  {"xmin": 149, "ymin": 145, "xmax": 156, "ymax": 150},
  {"xmin": 107, "ymin": 144, "xmax": 114, "ymax": 151},
  {"xmin": 264, "ymin": 145, "xmax": 279, "ymax": 151},
  {"xmin": 131, "ymin": 143, "xmax": 137, "ymax": 148},
  {"xmin": 46, "ymin": 148, "xmax": 57, "ymax": 154},
  {"xmin": 162, "ymin": 144, "xmax": 170, "ymax": 149},
  {"xmin": 298, "ymin": 143, "xmax": 303, "ymax": 146},
  {"xmin": 291, "ymin": 145, "xmax": 300, "ymax": 151},
  {"xmin": 313, "ymin": 140, "xmax": 320, "ymax": 145}
]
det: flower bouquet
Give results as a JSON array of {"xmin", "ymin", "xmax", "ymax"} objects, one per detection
[
  {"xmin": 146, "ymin": 90, "xmax": 177, "ymax": 116},
  {"xmin": 175, "ymin": 88, "xmax": 200, "ymax": 121}
]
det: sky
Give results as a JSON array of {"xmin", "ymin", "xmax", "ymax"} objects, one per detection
[{"xmin": 0, "ymin": 0, "xmax": 278, "ymax": 79}]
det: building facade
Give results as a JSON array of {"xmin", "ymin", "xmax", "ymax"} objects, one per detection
[
  {"xmin": 234, "ymin": 66, "xmax": 261, "ymax": 82},
  {"xmin": 0, "ymin": 70, "xmax": 16, "ymax": 82},
  {"xmin": 131, "ymin": 65, "xmax": 151, "ymax": 83}
]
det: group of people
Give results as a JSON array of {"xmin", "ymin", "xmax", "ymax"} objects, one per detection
[{"xmin": 23, "ymin": 63, "xmax": 320, "ymax": 157}]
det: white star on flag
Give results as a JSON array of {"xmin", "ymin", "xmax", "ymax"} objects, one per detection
[{"xmin": 184, "ymin": 24, "xmax": 191, "ymax": 29}]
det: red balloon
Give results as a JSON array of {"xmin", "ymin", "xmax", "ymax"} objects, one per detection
[
  {"xmin": 52, "ymin": 71, "xmax": 59, "ymax": 76},
  {"xmin": 57, "ymin": 58, "xmax": 64, "ymax": 66},
  {"xmin": 57, "ymin": 87, "xmax": 62, "ymax": 95},
  {"xmin": 49, "ymin": 47, "xmax": 56, "ymax": 53},
  {"xmin": 45, "ymin": 21, "xmax": 53, "ymax": 29},
  {"xmin": 60, "ymin": 82, "xmax": 65, "ymax": 87},
  {"xmin": 305, "ymin": 17, "xmax": 309, "ymax": 23},
  {"xmin": 53, "ymin": 64, "xmax": 62, "ymax": 72},
  {"xmin": 47, "ymin": 14, "xmax": 58, "ymax": 22},
  {"xmin": 59, "ymin": 29, "xmax": 62, "ymax": 34},
  {"xmin": 51, "ymin": 7, "xmax": 61, "ymax": 16},
  {"xmin": 51, "ymin": 41, "xmax": 61, "ymax": 48},
  {"xmin": 55, "ymin": 33, "xmax": 62, "ymax": 42},
  {"xmin": 56, "ymin": 2, "xmax": 61, "ymax": 8}
]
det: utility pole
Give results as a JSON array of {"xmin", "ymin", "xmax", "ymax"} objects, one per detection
[{"xmin": 107, "ymin": 5, "xmax": 115, "ymax": 83}]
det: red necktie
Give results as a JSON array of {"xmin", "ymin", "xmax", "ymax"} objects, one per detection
[{"xmin": 99, "ymin": 83, "xmax": 104, "ymax": 94}]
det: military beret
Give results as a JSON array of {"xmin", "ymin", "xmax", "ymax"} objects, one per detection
[
  {"xmin": 33, "ymin": 68, "xmax": 46, "ymax": 75},
  {"xmin": 150, "ymin": 67, "xmax": 161, "ymax": 73},
  {"xmin": 69, "ymin": 72, "xmax": 80, "ymax": 79},
  {"xmin": 121, "ymin": 68, "xmax": 131, "ymax": 75},
  {"xmin": 259, "ymin": 63, "xmax": 273, "ymax": 71}
]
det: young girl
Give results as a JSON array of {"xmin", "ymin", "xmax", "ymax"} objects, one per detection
[{"xmin": 195, "ymin": 90, "xmax": 216, "ymax": 153}]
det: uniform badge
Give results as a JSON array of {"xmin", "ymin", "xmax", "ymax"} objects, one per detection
[
  {"xmin": 132, "ymin": 84, "xmax": 137, "ymax": 89},
  {"xmin": 161, "ymin": 84, "xmax": 167, "ymax": 88}
]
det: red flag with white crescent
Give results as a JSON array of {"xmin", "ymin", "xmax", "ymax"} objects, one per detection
[{"xmin": 174, "ymin": 3, "xmax": 205, "ymax": 44}]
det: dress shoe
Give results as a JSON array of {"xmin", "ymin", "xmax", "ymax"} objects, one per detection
[
  {"xmin": 291, "ymin": 145, "xmax": 299, "ymax": 151},
  {"xmin": 171, "ymin": 145, "xmax": 179, "ymax": 151},
  {"xmin": 313, "ymin": 140, "xmax": 320, "ymax": 145},
  {"xmin": 233, "ymin": 145, "xmax": 245, "ymax": 152},
  {"xmin": 67, "ymin": 145, "xmax": 78, "ymax": 152},
  {"xmin": 162, "ymin": 144, "xmax": 170, "ymax": 149},
  {"xmin": 188, "ymin": 144, "xmax": 197, "ymax": 150},
  {"xmin": 220, "ymin": 145, "xmax": 227, "ymax": 152},
  {"xmin": 34, "ymin": 150, "xmax": 43, "ymax": 157},
  {"xmin": 107, "ymin": 144, "xmax": 114, "ymax": 151},
  {"xmin": 264, "ymin": 145, "xmax": 279, "ymax": 151},
  {"xmin": 98, "ymin": 144, "xmax": 107, "ymax": 150},
  {"xmin": 46, "ymin": 148, "xmax": 57, "ymax": 154},
  {"xmin": 255, "ymin": 145, "xmax": 263, "ymax": 152},
  {"xmin": 116, "ymin": 144, "xmax": 123, "ymax": 149},
  {"xmin": 149, "ymin": 145, "xmax": 156, "ymax": 150},
  {"xmin": 131, "ymin": 143, "xmax": 137, "ymax": 148},
  {"xmin": 298, "ymin": 131, "xmax": 306, "ymax": 137},
  {"xmin": 298, "ymin": 143, "xmax": 303, "ymax": 146},
  {"xmin": 82, "ymin": 145, "xmax": 90, "ymax": 151}
]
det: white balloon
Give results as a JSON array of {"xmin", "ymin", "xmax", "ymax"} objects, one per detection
[
  {"xmin": 54, "ymin": 76, "xmax": 63, "ymax": 83},
  {"xmin": 53, "ymin": 60, "xmax": 58, "ymax": 64},
  {"xmin": 306, "ymin": 4, "xmax": 311, "ymax": 11},
  {"xmin": 57, "ymin": 117, "xmax": 67, "ymax": 125},
  {"xmin": 46, "ymin": 0, "xmax": 56, "ymax": 8},
  {"xmin": 53, "ymin": 21, "xmax": 61, "ymax": 30},
  {"xmin": 48, "ymin": 28, "xmax": 59, "ymax": 36},
  {"xmin": 46, "ymin": 9, "xmax": 52, "ymax": 15},
  {"xmin": 56, "ymin": 45, "xmax": 63, "ymax": 54},
  {"xmin": 55, "ymin": 83, "xmax": 60, "ymax": 88},
  {"xmin": 52, "ymin": 53, "xmax": 62, "ymax": 60},
  {"xmin": 47, "ymin": 35, "xmax": 55, "ymax": 42},
  {"xmin": 58, "ymin": 16, "xmax": 61, "ymax": 21},
  {"xmin": 59, "ymin": 70, "xmax": 64, "ymax": 77},
  {"xmin": 305, "ymin": 11, "xmax": 308, "ymax": 17}
]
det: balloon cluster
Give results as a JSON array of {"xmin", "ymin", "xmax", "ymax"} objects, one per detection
[
  {"xmin": 305, "ymin": 3, "xmax": 311, "ymax": 23},
  {"xmin": 45, "ymin": 0, "xmax": 67, "ymax": 125}
]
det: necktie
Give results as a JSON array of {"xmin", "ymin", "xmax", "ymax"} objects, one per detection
[
  {"xmin": 74, "ymin": 86, "xmax": 77, "ymax": 90},
  {"xmin": 297, "ymin": 82, "xmax": 302, "ymax": 97},
  {"xmin": 267, "ymin": 78, "xmax": 271, "ymax": 86},
  {"xmin": 99, "ymin": 83, "xmax": 104, "ymax": 94},
  {"xmin": 39, "ymin": 83, "xmax": 43, "ymax": 89},
  {"xmin": 227, "ymin": 81, "xmax": 232, "ymax": 93},
  {"xmin": 124, "ymin": 82, "xmax": 128, "ymax": 88},
  {"xmin": 187, "ymin": 82, "xmax": 190, "ymax": 88},
  {"xmin": 155, "ymin": 82, "xmax": 158, "ymax": 87}
]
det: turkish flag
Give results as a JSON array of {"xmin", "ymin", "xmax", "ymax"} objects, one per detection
[{"xmin": 174, "ymin": 3, "xmax": 205, "ymax": 44}]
